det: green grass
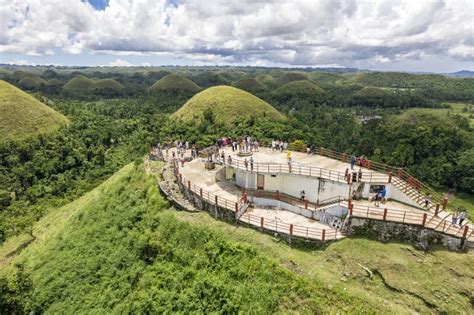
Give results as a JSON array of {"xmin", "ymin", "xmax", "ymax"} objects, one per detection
[
  {"xmin": 232, "ymin": 77, "xmax": 265, "ymax": 92},
  {"xmin": 149, "ymin": 74, "xmax": 201, "ymax": 92},
  {"xmin": 0, "ymin": 80, "xmax": 69, "ymax": 141},
  {"xmin": 172, "ymin": 85, "xmax": 285, "ymax": 125},
  {"xmin": 62, "ymin": 75, "xmax": 95, "ymax": 90},
  {"xmin": 92, "ymin": 78, "xmax": 124, "ymax": 91},
  {"xmin": 274, "ymin": 80, "xmax": 326, "ymax": 97},
  {"xmin": 404, "ymin": 102, "xmax": 474, "ymax": 127},
  {"xmin": 173, "ymin": 210, "xmax": 474, "ymax": 314},
  {"xmin": 433, "ymin": 187, "xmax": 474, "ymax": 218},
  {"xmin": 0, "ymin": 162, "xmax": 371, "ymax": 313},
  {"xmin": 275, "ymin": 72, "xmax": 308, "ymax": 86}
]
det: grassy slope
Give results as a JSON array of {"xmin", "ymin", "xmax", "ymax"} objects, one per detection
[
  {"xmin": 149, "ymin": 74, "xmax": 201, "ymax": 92},
  {"xmin": 0, "ymin": 80, "xmax": 69, "ymax": 141},
  {"xmin": 404, "ymin": 103, "xmax": 474, "ymax": 127},
  {"xmin": 1, "ymin": 162, "xmax": 370, "ymax": 313},
  {"xmin": 172, "ymin": 85, "xmax": 285, "ymax": 125},
  {"xmin": 174, "ymin": 211, "xmax": 474, "ymax": 314}
]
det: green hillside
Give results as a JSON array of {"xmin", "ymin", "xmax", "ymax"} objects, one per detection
[
  {"xmin": 309, "ymin": 72, "xmax": 347, "ymax": 85},
  {"xmin": 350, "ymin": 72, "xmax": 474, "ymax": 101},
  {"xmin": 62, "ymin": 75, "xmax": 95, "ymax": 91},
  {"xmin": 149, "ymin": 74, "xmax": 201, "ymax": 92},
  {"xmin": 255, "ymin": 74, "xmax": 275, "ymax": 86},
  {"xmin": 274, "ymin": 80, "xmax": 326, "ymax": 97},
  {"xmin": 92, "ymin": 78, "xmax": 124, "ymax": 90},
  {"xmin": 0, "ymin": 80, "xmax": 69, "ymax": 141},
  {"xmin": 232, "ymin": 77, "xmax": 265, "ymax": 92},
  {"xmin": 172, "ymin": 86, "xmax": 285, "ymax": 125},
  {"xmin": 276, "ymin": 72, "xmax": 308, "ymax": 86},
  {"xmin": 0, "ymin": 163, "xmax": 362, "ymax": 313}
]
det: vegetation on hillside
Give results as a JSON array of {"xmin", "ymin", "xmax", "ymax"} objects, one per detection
[
  {"xmin": 275, "ymin": 72, "xmax": 308, "ymax": 86},
  {"xmin": 172, "ymin": 86, "xmax": 285, "ymax": 125},
  {"xmin": 0, "ymin": 80, "xmax": 68, "ymax": 141},
  {"xmin": 0, "ymin": 163, "xmax": 366, "ymax": 313},
  {"xmin": 273, "ymin": 80, "xmax": 327, "ymax": 108},
  {"xmin": 149, "ymin": 74, "xmax": 201, "ymax": 92},
  {"xmin": 232, "ymin": 77, "xmax": 265, "ymax": 92}
]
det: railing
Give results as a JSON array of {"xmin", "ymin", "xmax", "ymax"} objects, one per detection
[
  {"xmin": 226, "ymin": 158, "xmax": 389, "ymax": 184},
  {"xmin": 318, "ymin": 147, "xmax": 456, "ymax": 214},
  {"xmin": 172, "ymin": 161, "xmax": 340, "ymax": 241},
  {"xmin": 344, "ymin": 201, "xmax": 472, "ymax": 240}
]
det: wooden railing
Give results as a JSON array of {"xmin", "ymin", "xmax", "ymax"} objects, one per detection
[
  {"xmin": 226, "ymin": 158, "xmax": 389, "ymax": 184},
  {"xmin": 344, "ymin": 201, "xmax": 472, "ymax": 240},
  {"xmin": 173, "ymin": 161, "xmax": 341, "ymax": 241},
  {"xmin": 318, "ymin": 147, "xmax": 456, "ymax": 214}
]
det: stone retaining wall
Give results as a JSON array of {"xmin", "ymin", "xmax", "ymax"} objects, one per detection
[{"xmin": 346, "ymin": 217, "xmax": 466, "ymax": 251}]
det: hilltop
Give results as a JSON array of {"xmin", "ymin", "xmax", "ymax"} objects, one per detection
[
  {"xmin": 62, "ymin": 75, "xmax": 94, "ymax": 91},
  {"xmin": 149, "ymin": 74, "xmax": 201, "ymax": 92},
  {"xmin": 276, "ymin": 72, "xmax": 308, "ymax": 86},
  {"xmin": 274, "ymin": 80, "xmax": 326, "ymax": 97},
  {"xmin": 232, "ymin": 77, "xmax": 265, "ymax": 92},
  {"xmin": 172, "ymin": 86, "xmax": 285, "ymax": 125},
  {"xmin": 0, "ymin": 80, "xmax": 68, "ymax": 141}
]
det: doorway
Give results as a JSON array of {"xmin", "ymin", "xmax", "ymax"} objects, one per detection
[{"xmin": 257, "ymin": 174, "xmax": 264, "ymax": 190}]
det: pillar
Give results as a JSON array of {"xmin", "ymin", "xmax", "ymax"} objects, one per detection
[
  {"xmin": 388, "ymin": 172, "xmax": 392, "ymax": 183},
  {"xmin": 442, "ymin": 197, "xmax": 448, "ymax": 210}
]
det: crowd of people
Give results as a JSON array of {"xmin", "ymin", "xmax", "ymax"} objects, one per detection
[{"xmin": 271, "ymin": 139, "xmax": 288, "ymax": 152}]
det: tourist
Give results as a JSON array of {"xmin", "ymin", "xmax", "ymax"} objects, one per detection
[
  {"xmin": 279, "ymin": 140, "xmax": 284, "ymax": 152},
  {"xmin": 227, "ymin": 155, "xmax": 232, "ymax": 165},
  {"xmin": 424, "ymin": 193, "xmax": 431, "ymax": 208},
  {"xmin": 250, "ymin": 157, "xmax": 254, "ymax": 171},
  {"xmin": 306, "ymin": 146, "xmax": 311, "ymax": 154},
  {"xmin": 350, "ymin": 155, "xmax": 356, "ymax": 170},
  {"xmin": 287, "ymin": 151, "xmax": 292, "ymax": 165},
  {"xmin": 381, "ymin": 186, "xmax": 387, "ymax": 203},
  {"xmin": 452, "ymin": 211, "xmax": 458, "ymax": 226},
  {"xmin": 254, "ymin": 140, "xmax": 259, "ymax": 152},
  {"xmin": 374, "ymin": 190, "xmax": 381, "ymax": 207},
  {"xmin": 221, "ymin": 151, "xmax": 225, "ymax": 163},
  {"xmin": 271, "ymin": 140, "xmax": 276, "ymax": 151},
  {"xmin": 459, "ymin": 209, "xmax": 466, "ymax": 226},
  {"xmin": 300, "ymin": 190, "xmax": 305, "ymax": 201},
  {"xmin": 244, "ymin": 158, "xmax": 248, "ymax": 170}
]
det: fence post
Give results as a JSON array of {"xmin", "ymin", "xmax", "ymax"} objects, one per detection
[
  {"xmin": 304, "ymin": 199, "xmax": 308, "ymax": 209},
  {"xmin": 367, "ymin": 160, "xmax": 371, "ymax": 170},
  {"xmin": 276, "ymin": 191, "xmax": 280, "ymax": 200},
  {"xmin": 383, "ymin": 208, "xmax": 387, "ymax": 221},
  {"xmin": 200, "ymin": 188, "xmax": 203, "ymax": 198},
  {"xmin": 462, "ymin": 226, "xmax": 469, "ymax": 239},
  {"xmin": 235, "ymin": 202, "xmax": 238, "ymax": 213},
  {"xmin": 320, "ymin": 147, "xmax": 324, "ymax": 156},
  {"xmin": 348, "ymin": 198, "xmax": 352, "ymax": 210},
  {"xmin": 215, "ymin": 195, "xmax": 218, "ymax": 207},
  {"xmin": 289, "ymin": 224, "xmax": 293, "ymax": 236},
  {"xmin": 435, "ymin": 204, "xmax": 440, "ymax": 216},
  {"xmin": 422, "ymin": 213, "xmax": 427, "ymax": 226},
  {"xmin": 397, "ymin": 168, "xmax": 402, "ymax": 178},
  {"xmin": 388, "ymin": 172, "xmax": 392, "ymax": 183},
  {"xmin": 349, "ymin": 204, "xmax": 353, "ymax": 216},
  {"xmin": 322, "ymin": 229, "xmax": 326, "ymax": 241},
  {"xmin": 342, "ymin": 153, "xmax": 346, "ymax": 162},
  {"xmin": 442, "ymin": 197, "xmax": 448, "ymax": 210},
  {"xmin": 260, "ymin": 217, "xmax": 264, "ymax": 229},
  {"xmin": 179, "ymin": 173, "xmax": 183, "ymax": 182},
  {"xmin": 187, "ymin": 180, "xmax": 191, "ymax": 190}
]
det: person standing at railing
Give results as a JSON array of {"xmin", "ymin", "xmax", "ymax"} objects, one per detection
[
  {"xmin": 452, "ymin": 211, "xmax": 459, "ymax": 226},
  {"xmin": 424, "ymin": 193, "xmax": 431, "ymax": 208},
  {"xmin": 459, "ymin": 209, "xmax": 466, "ymax": 226},
  {"xmin": 221, "ymin": 151, "xmax": 225, "ymax": 164},
  {"xmin": 350, "ymin": 155, "xmax": 356, "ymax": 170},
  {"xmin": 250, "ymin": 157, "xmax": 254, "ymax": 171},
  {"xmin": 227, "ymin": 155, "xmax": 232, "ymax": 165},
  {"xmin": 244, "ymin": 158, "xmax": 248, "ymax": 170},
  {"xmin": 381, "ymin": 186, "xmax": 387, "ymax": 204}
]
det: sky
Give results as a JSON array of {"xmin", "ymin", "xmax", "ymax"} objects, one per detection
[{"xmin": 0, "ymin": 0, "xmax": 473, "ymax": 72}]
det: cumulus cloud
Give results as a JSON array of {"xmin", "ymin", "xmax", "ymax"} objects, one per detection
[
  {"xmin": 0, "ymin": 0, "xmax": 472, "ymax": 67},
  {"xmin": 107, "ymin": 58, "xmax": 134, "ymax": 67}
]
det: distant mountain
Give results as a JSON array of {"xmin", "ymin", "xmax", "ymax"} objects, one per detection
[{"xmin": 445, "ymin": 70, "xmax": 474, "ymax": 78}]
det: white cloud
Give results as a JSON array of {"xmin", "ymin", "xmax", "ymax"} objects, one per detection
[
  {"xmin": 0, "ymin": 0, "xmax": 473, "ymax": 69},
  {"xmin": 5, "ymin": 59, "xmax": 34, "ymax": 65},
  {"xmin": 107, "ymin": 58, "xmax": 134, "ymax": 67}
]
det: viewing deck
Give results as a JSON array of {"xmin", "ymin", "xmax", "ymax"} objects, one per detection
[{"xmin": 164, "ymin": 145, "xmax": 473, "ymax": 245}]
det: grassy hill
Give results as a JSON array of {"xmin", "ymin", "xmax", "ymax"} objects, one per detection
[
  {"xmin": 1, "ymin": 161, "xmax": 471, "ymax": 313},
  {"xmin": 0, "ymin": 80, "xmax": 69, "ymax": 141},
  {"xmin": 0, "ymin": 162, "xmax": 364, "ymax": 313},
  {"xmin": 309, "ymin": 72, "xmax": 347, "ymax": 85},
  {"xmin": 62, "ymin": 75, "xmax": 95, "ymax": 91},
  {"xmin": 350, "ymin": 72, "xmax": 474, "ymax": 101},
  {"xmin": 274, "ymin": 80, "xmax": 326, "ymax": 97},
  {"xmin": 92, "ymin": 78, "xmax": 124, "ymax": 91},
  {"xmin": 276, "ymin": 72, "xmax": 308, "ymax": 86},
  {"xmin": 172, "ymin": 86, "xmax": 285, "ymax": 125},
  {"xmin": 255, "ymin": 74, "xmax": 275, "ymax": 86},
  {"xmin": 232, "ymin": 77, "xmax": 265, "ymax": 92},
  {"xmin": 149, "ymin": 74, "xmax": 201, "ymax": 92}
]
